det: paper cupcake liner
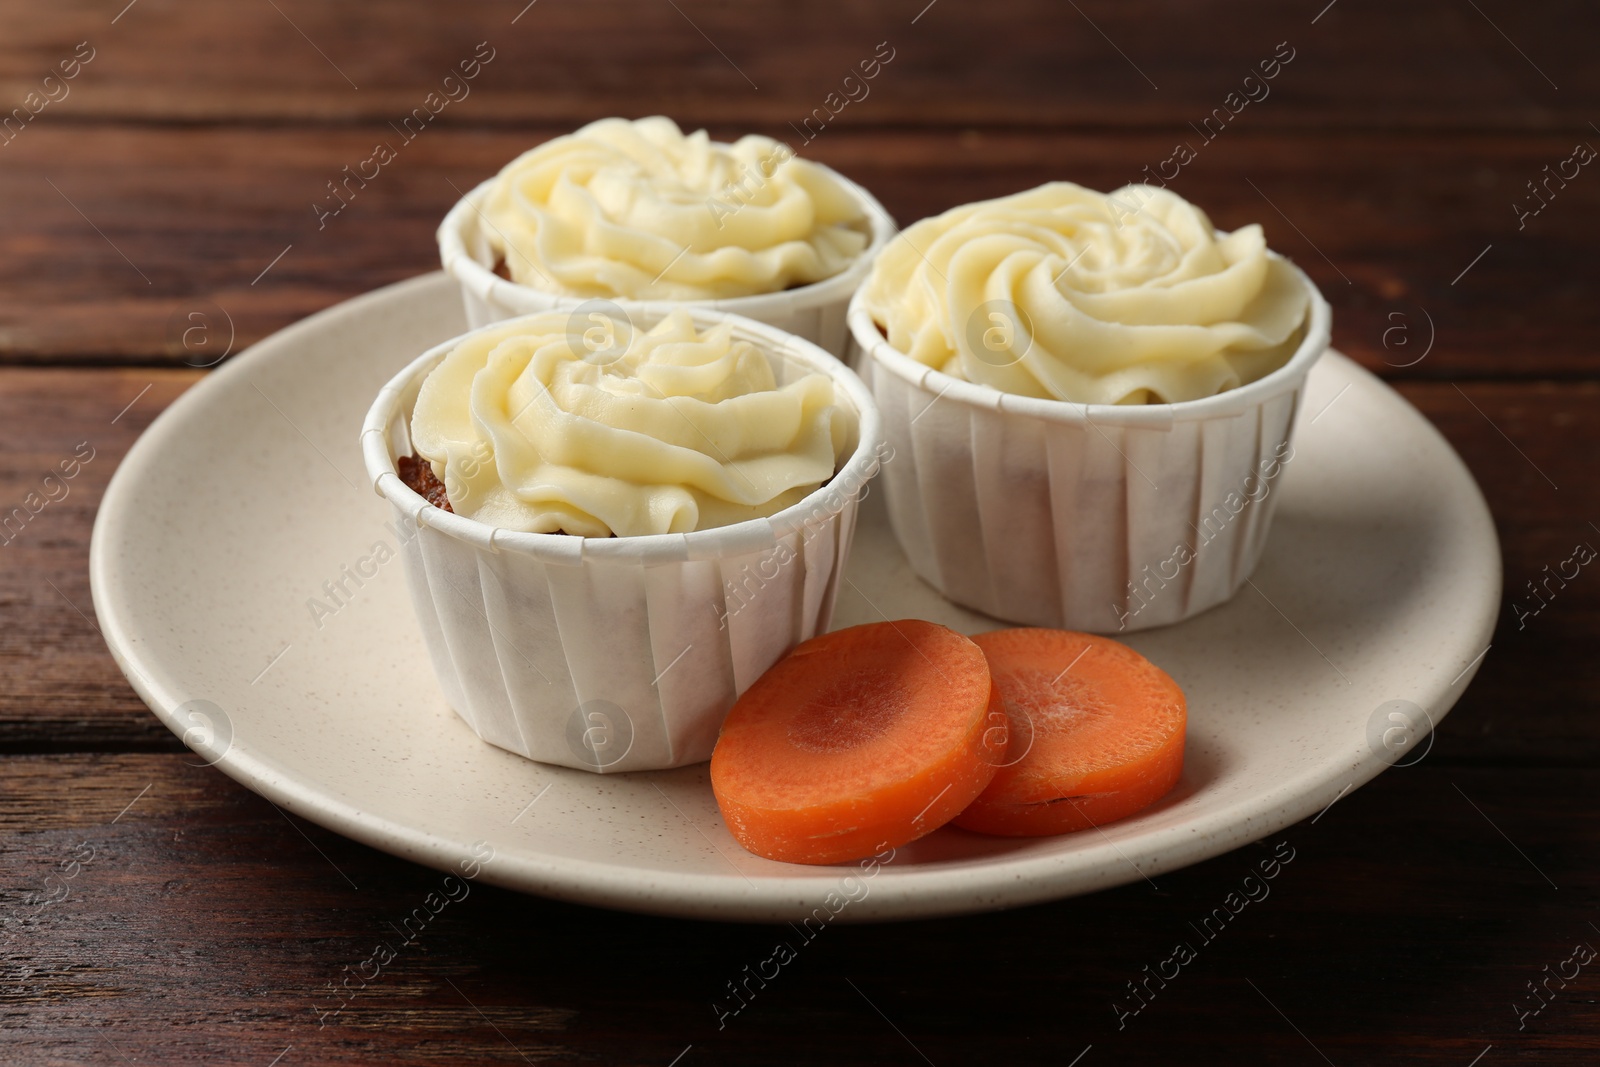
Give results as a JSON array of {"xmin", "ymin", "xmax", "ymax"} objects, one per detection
[
  {"xmin": 362, "ymin": 309, "xmax": 884, "ymax": 773},
  {"xmin": 848, "ymin": 265, "xmax": 1333, "ymax": 633},
  {"xmin": 438, "ymin": 168, "xmax": 898, "ymax": 359}
]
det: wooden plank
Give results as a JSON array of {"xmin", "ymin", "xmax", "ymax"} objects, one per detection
[
  {"xmin": 1, "ymin": 753, "xmax": 1594, "ymax": 1063},
  {"xmin": 0, "ymin": 369, "xmax": 197, "ymax": 752},
  {"xmin": 1391, "ymin": 380, "xmax": 1600, "ymax": 768},
  {"xmin": 0, "ymin": 370, "xmax": 1593, "ymax": 766},
  {"xmin": 1, "ymin": 125, "xmax": 1596, "ymax": 373},
  {"xmin": 0, "ymin": 0, "xmax": 1591, "ymax": 130}
]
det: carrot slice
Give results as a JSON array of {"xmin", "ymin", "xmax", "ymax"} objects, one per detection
[
  {"xmin": 711, "ymin": 620, "xmax": 1004, "ymax": 865},
  {"xmin": 954, "ymin": 629, "xmax": 1185, "ymax": 837}
]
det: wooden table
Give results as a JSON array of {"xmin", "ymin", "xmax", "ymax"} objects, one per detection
[{"xmin": 3, "ymin": 1, "xmax": 1596, "ymax": 1062}]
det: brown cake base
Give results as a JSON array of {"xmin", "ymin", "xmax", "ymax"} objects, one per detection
[{"xmin": 397, "ymin": 454, "xmax": 453, "ymax": 512}]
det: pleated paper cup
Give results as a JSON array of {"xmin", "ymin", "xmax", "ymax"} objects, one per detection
[
  {"xmin": 361, "ymin": 308, "xmax": 884, "ymax": 774},
  {"xmin": 438, "ymin": 168, "xmax": 898, "ymax": 360},
  {"xmin": 848, "ymin": 264, "xmax": 1332, "ymax": 633}
]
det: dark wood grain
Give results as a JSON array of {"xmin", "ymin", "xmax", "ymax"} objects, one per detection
[
  {"xmin": 3, "ymin": 754, "xmax": 1595, "ymax": 1065},
  {"xmin": 0, "ymin": 0, "xmax": 1592, "ymax": 131},
  {"xmin": 1401, "ymin": 381, "xmax": 1600, "ymax": 766},
  {"xmin": 0, "ymin": 369, "xmax": 196, "ymax": 752},
  {"xmin": 1, "ymin": 125, "xmax": 1596, "ymax": 374}
]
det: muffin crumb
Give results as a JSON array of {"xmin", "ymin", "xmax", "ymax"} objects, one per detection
[{"xmin": 398, "ymin": 453, "xmax": 453, "ymax": 512}]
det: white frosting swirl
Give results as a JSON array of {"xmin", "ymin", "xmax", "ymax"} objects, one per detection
[
  {"xmin": 480, "ymin": 117, "xmax": 870, "ymax": 300},
  {"xmin": 410, "ymin": 309, "xmax": 850, "ymax": 538},
  {"xmin": 860, "ymin": 182, "xmax": 1311, "ymax": 405}
]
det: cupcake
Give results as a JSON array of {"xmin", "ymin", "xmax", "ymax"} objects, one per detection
[
  {"xmin": 850, "ymin": 181, "xmax": 1331, "ymax": 632},
  {"xmin": 438, "ymin": 116, "xmax": 897, "ymax": 357},
  {"xmin": 362, "ymin": 306, "xmax": 883, "ymax": 773}
]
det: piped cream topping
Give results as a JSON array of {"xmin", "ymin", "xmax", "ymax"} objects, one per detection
[
  {"xmin": 860, "ymin": 182, "xmax": 1310, "ymax": 405},
  {"xmin": 410, "ymin": 309, "xmax": 850, "ymax": 537},
  {"xmin": 479, "ymin": 116, "xmax": 870, "ymax": 301}
]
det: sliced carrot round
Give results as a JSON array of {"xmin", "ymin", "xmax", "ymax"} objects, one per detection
[
  {"xmin": 711, "ymin": 620, "xmax": 1004, "ymax": 865},
  {"xmin": 954, "ymin": 629, "xmax": 1185, "ymax": 837}
]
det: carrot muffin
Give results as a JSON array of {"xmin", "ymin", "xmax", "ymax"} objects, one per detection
[
  {"xmin": 849, "ymin": 181, "xmax": 1330, "ymax": 632},
  {"xmin": 438, "ymin": 117, "xmax": 898, "ymax": 356},
  {"xmin": 363, "ymin": 305, "xmax": 884, "ymax": 772}
]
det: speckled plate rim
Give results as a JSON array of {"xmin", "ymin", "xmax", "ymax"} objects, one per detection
[{"xmin": 89, "ymin": 272, "xmax": 1502, "ymax": 923}]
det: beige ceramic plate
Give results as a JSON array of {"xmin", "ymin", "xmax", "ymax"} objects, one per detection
[{"xmin": 90, "ymin": 273, "xmax": 1500, "ymax": 922}]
